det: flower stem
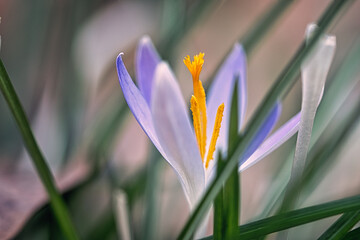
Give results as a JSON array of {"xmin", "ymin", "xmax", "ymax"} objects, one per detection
[{"xmin": 0, "ymin": 58, "xmax": 79, "ymax": 240}]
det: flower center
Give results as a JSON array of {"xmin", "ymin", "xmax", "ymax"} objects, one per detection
[{"xmin": 184, "ymin": 53, "xmax": 224, "ymax": 169}]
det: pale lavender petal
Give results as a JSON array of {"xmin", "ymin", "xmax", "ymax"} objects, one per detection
[
  {"xmin": 237, "ymin": 45, "xmax": 247, "ymax": 130},
  {"xmin": 206, "ymin": 43, "xmax": 247, "ymax": 156},
  {"xmin": 151, "ymin": 62, "xmax": 205, "ymax": 208},
  {"xmin": 116, "ymin": 53, "xmax": 165, "ymax": 158},
  {"xmin": 239, "ymin": 102, "xmax": 282, "ymax": 165},
  {"xmin": 288, "ymin": 24, "xmax": 336, "ymax": 187},
  {"xmin": 239, "ymin": 112, "xmax": 300, "ymax": 172},
  {"xmin": 135, "ymin": 36, "xmax": 161, "ymax": 105}
]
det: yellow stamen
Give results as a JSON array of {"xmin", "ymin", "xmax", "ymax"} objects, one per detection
[
  {"xmin": 190, "ymin": 96, "xmax": 204, "ymax": 160},
  {"xmin": 184, "ymin": 53, "xmax": 207, "ymax": 160},
  {"xmin": 205, "ymin": 103, "xmax": 224, "ymax": 169},
  {"xmin": 184, "ymin": 53, "xmax": 224, "ymax": 169},
  {"xmin": 197, "ymin": 81, "xmax": 207, "ymax": 157}
]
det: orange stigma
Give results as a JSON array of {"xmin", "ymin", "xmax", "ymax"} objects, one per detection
[{"xmin": 184, "ymin": 53, "xmax": 224, "ymax": 169}]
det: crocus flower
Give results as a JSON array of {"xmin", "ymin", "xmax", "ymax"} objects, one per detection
[{"xmin": 116, "ymin": 36, "xmax": 301, "ymax": 208}]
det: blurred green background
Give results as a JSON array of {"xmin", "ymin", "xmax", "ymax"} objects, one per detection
[{"xmin": 1, "ymin": 0, "xmax": 360, "ymax": 239}]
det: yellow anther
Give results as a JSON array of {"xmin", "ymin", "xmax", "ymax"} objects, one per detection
[
  {"xmin": 185, "ymin": 53, "xmax": 224, "ymax": 169},
  {"xmin": 184, "ymin": 53, "xmax": 207, "ymax": 161},
  {"xmin": 190, "ymin": 96, "xmax": 204, "ymax": 160},
  {"xmin": 197, "ymin": 80, "xmax": 207, "ymax": 157},
  {"xmin": 205, "ymin": 103, "xmax": 224, "ymax": 169}
]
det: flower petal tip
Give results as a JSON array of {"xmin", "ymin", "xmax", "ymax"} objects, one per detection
[
  {"xmin": 155, "ymin": 62, "xmax": 171, "ymax": 77},
  {"xmin": 325, "ymin": 35, "xmax": 336, "ymax": 46},
  {"xmin": 306, "ymin": 23, "xmax": 318, "ymax": 36},
  {"xmin": 233, "ymin": 42, "xmax": 245, "ymax": 53},
  {"xmin": 117, "ymin": 52, "xmax": 125, "ymax": 63},
  {"xmin": 139, "ymin": 35, "xmax": 152, "ymax": 45}
]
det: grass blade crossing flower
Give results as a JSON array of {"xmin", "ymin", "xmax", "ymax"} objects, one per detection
[{"xmin": 116, "ymin": 36, "xmax": 302, "ymax": 217}]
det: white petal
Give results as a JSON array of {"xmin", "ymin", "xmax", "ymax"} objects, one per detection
[
  {"xmin": 302, "ymin": 24, "xmax": 336, "ymax": 106},
  {"xmin": 240, "ymin": 112, "xmax": 300, "ymax": 172},
  {"xmin": 151, "ymin": 62, "xmax": 205, "ymax": 207},
  {"xmin": 290, "ymin": 23, "xmax": 336, "ymax": 186}
]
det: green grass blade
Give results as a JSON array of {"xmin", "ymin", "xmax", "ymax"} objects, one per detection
[
  {"xmin": 223, "ymin": 80, "xmax": 240, "ymax": 239},
  {"xmin": 0, "ymin": 59, "xmax": 79, "ymax": 240},
  {"xmin": 213, "ymin": 153, "xmax": 225, "ymax": 240},
  {"xmin": 301, "ymin": 97, "xmax": 360, "ymax": 196},
  {"xmin": 241, "ymin": 0, "xmax": 296, "ymax": 56},
  {"xmin": 205, "ymin": 0, "xmax": 296, "ymax": 90},
  {"xmin": 280, "ymin": 95, "xmax": 360, "ymax": 213},
  {"xmin": 143, "ymin": 148, "xmax": 163, "ymax": 240},
  {"xmin": 177, "ymin": 1, "xmax": 353, "ymax": 239},
  {"xmin": 89, "ymin": 103, "xmax": 129, "ymax": 173},
  {"xmin": 223, "ymin": 166, "xmax": 240, "ymax": 240},
  {"xmin": 259, "ymin": 35, "xmax": 360, "ymax": 219},
  {"xmin": 318, "ymin": 211, "xmax": 360, "ymax": 240},
  {"xmin": 343, "ymin": 226, "xmax": 360, "ymax": 239},
  {"xmin": 200, "ymin": 194, "xmax": 360, "ymax": 240}
]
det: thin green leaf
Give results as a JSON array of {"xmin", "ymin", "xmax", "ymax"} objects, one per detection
[
  {"xmin": 318, "ymin": 211, "xmax": 360, "ymax": 240},
  {"xmin": 259, "ymin": 35, "xmax": 360, "ymax": 219},
  {"xmin": 223, "ymin": 79, "xmax": 240, "ymax": 239},
  {"xmin": 241, "ymin": 0, "xmax": 296, "ymax": 56},
  {"xmin": 343, "ymin": 226, "xmax": 360, "ymax": 240},
  {"xmin": 301, "ymin": 96, "xmax": 360, "ymax": 198},
  {"xmin": 90, "ymin": 103, "xmax": 129, "ymax": 173},
  {"xmin": 205, "ymin": 0, "xmax": 296, "ymax": 90},
  {"xmin": 178, "ymin": 1, "xmax": 353, "ymax": 239},
  {"xmin": 281, "ymin": 24, "xmax": 336, "ymax": 217},
  {"xmin": 159, "ymin": 0, "xmax": 217, "ymax": 60},
  {"xmin": 143, "ymin": 148, "xmax": 163, "ymax": 240},
  {"xmin": 213, "ymin": 153, "xmax": 225, "ymax": 240},
  {"xmin": 113, "ymin": 189, "xmax": 132, "ymax": 240},
  {"xmin": 0, "ymin": 58, "xmax": 79, "ymax": 240},
  {"xmin": 223, "ymin": 166, "xmax": 239, "ymax": 240},
  {"xmin": 200, "ymin": 194, "xmax": 360, "ymax": 240},
  {"xmin": 257, "ymin": 89, "xmax": 360, "ymax": 240}
]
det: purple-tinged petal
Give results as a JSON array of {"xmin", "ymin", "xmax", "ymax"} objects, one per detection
[
  {"xmin": 240, "ymin": 112, "xmax": 300, "ymax": 172},
  {"xmin": 135, "ymin": 36, "xmax": 161, "ymax": 105},
  {"xmin": 116, "ymin": 53, "xmax": 165, "ymax": 158},
  {"xmin": 151, "ymin": 62, "xmax": 205, "ymax": 208},
  {"xmin": 239, "ymin": 102, "xmax": 282, "ymax": 165},
  {"xmin": 206, "ymin": 43, "xmax": 247, "ymax": 156},
  {"xmin": 237, "ymin": 45, "xmax": 247, "ymax": 130}
]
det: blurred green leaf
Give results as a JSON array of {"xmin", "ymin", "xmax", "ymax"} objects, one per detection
[
  {"xmin": 143, "ymin": 148, "xmax": 163, "ymax": 240},
  {"xmin": 0, "ymin": 59, "xmax": 79, "ymax": 240},
  {"xmin": 260, "ymin": 35, "xmax": 360, "ymax": 219},
  {"xmin": 343, "ymin": 226, "xmax": 360, "ymax": 239},
  {"xmin": 241, "ymin": 0, "xmax": 296, "ymax": 56},
  {"xmin": 205, "ymin": 0, "xmax": 296, "ymax": 90},
  {"xmin": 318, "ymin": 211, "xmax": 360, "ymax": 240},
  {"xmin": 201, "ymin": 194, "xmax": 360, "ymax": 240}
]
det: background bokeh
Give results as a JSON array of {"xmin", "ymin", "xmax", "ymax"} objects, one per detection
[{"xmin": 1, "ymin": 0, "xmax": 360, "ymax": 239}]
